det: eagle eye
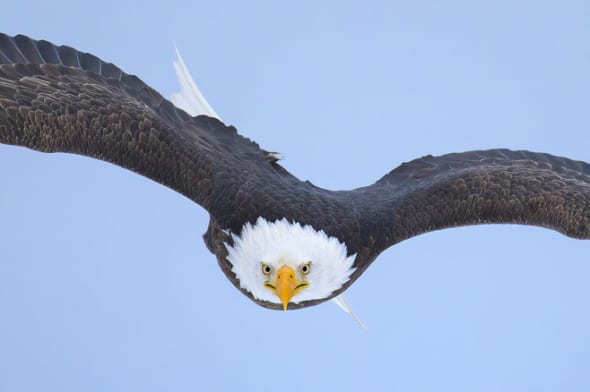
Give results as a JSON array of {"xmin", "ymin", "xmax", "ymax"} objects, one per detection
[
  {"xmin": 261, "ymin": 262, "xmax": 272, "ymax": 276},
  {"xmin": 300, "ymin": 261, "xmax": 312, "ymax": 275}
]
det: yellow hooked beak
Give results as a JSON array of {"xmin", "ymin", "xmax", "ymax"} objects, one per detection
[{"xmin": 265, "ymin": 265, "xmax": 309, "ymax": 310}]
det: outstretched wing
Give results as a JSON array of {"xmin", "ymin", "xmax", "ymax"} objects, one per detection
[
  {"xmin": 0, "ymin": 33, "xmax": 281, "ymax": 229},
  {"xmin": 350, "ymin": 149, "xmax": 590, "ymax": 270}
]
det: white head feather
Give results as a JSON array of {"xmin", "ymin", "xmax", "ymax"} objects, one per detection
[{"xmin": 225, "ymin": 217, "xmax": 356, "ymax": 305}]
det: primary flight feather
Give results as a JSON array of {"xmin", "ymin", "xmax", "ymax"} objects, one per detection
[{"xmin": 0, "ymin": 33, "xmax": 588, "ymax": 311}]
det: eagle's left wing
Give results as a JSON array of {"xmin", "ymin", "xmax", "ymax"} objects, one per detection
[{"xmin": 349, "ymin": 149, "xmax": 590, "ymax": 272}]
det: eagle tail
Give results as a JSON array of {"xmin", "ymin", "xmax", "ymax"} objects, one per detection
[
  {"xmin": 332, "ymin": 294, "xmax": 369, "ymax": 333},
  {"xmin": 170, "ymin": 46, "xmax": 220, "ymax": 120}
]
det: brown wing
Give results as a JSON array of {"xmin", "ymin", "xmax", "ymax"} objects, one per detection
[
  {"xmin": 0, "ymin": 33, "xmax": 288, "ymax": 230},
  {"xmin": 349, "ymin": 149, "xmax": 590, "ymax": 274}
]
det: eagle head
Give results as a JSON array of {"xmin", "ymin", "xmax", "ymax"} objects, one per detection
[{"xmin": 225, "ymin": 217, "xmax": 356, "ymax": 310}]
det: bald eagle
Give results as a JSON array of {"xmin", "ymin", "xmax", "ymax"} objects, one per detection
[{"xmin": 0, "ymin": 33, "xmax": 589, "ymax": 314}]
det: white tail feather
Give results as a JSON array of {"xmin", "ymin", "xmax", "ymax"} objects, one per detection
[
  {"xmin": 171, "ymin": 47, "xmax": 220, "ymax": 119},
  {"xmin": 332, "ymin": 294, "xmax": 369, "ymax": 333}
]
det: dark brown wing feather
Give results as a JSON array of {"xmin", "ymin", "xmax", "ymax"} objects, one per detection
[
  {"xmin": 0, "ymin": 33, "xmax": 289, "ymax": 230},
  {"xmin": 348, "ymin": 149, "xmax": 590, "ymax": 275}
]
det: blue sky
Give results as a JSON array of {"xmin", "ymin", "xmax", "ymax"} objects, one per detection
[{"xmin": 1, "ymin": 1, "xmax": 589, "ymax": 391}]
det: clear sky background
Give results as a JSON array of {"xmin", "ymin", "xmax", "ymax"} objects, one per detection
[{"xmin": 1, "ymin": 1, "xmax": 589, "ymax": 391}]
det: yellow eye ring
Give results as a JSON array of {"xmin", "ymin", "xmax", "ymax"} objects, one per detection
[
  {"xmin": 261, "ymin": 262, "xmax": 272, "ymax": 276},
  {"xmin": 300, "ymin": 261, "xmax": 312, "ymax": 275}
]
